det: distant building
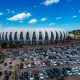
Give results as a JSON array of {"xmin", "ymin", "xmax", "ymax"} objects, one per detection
[
  {"xmin": 69, "ymin": 33, "xmax": 80, "ymax": 39},
  {"xmin": 74, "ymin": 35, "xmax": 80, "ymax": 39},
  {"xmin": 69, "ymin": 34, "xmax": 75, "ymax": 39},
  {"xmin": 0, "ymin": 28, "xmax": 69, "ymax": 44}
]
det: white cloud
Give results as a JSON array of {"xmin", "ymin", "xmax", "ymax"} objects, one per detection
[
  {"xmin": 44, "ymin": 0, "xmax": 60, "ymax": 6},
  {"xmin": 28, "ymin": 19, "xmax": 38, "ymax": 24},
  {"xmin": 0, "ymin": 12, "xmax": 3, "ymax": 16},
  {"xmin": 7, "ymin": 12, "xmax": 31, "ymax": 21},
  {"xmin": 7, "ymin": 9, "xmax": 15, "ymax": 14},
  {"xmin": 7, "ymin": 9, "xmax": 10, "ymax": 13},
  {"xmin": 49, "ymin": 23, "xmax": 56, "ymax": 25},
  {"xmin": 72, "ymin": 15, "xmax": 77, "ymax": 18},
  {"xmin": 40, "ymin": 18, "xmax": 47, "ymax": 22},
  {"xmin": 19, "ymin": 21, "xmax": 23, "ymax": 23},
  {"xmin": 11, "ymin": 11, "xmax": 15, "ymax": 14},
  {"xmin": 56, "ymin": 17, "xmax": 62, "ymax": 20}
]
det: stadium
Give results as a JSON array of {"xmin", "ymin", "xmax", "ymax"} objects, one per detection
[{"xmin": 0, "ymin": 28, "xmax": 68, "ymax": 44}]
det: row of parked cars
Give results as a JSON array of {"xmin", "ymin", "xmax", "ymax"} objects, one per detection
[
  {"xmin": 8, "ymin": 46, "xmax": 80, "ymax": 59},
  {"xmin": 4, "ymin": 58, "xmax": 13, "ymax": 69},
  {"xmin": 18, "ymin": 68, "xmax": 66, "ymax": 80},
  {"xmin": 3, "ymin": 70, "xmax": 12, "ymax": 79},
  {"xmin": 7, "ymin": 45, "xmax": 80, "ymax": 70},
  {"xmin": 1, "ymin": 58, "xmax": 13, "ymax": 80},
  {"xmin": 4, "ymin": 45, "xmax": 80, "ymax": 80},
  {"xmin": 18, "ymin": 66, "xmax": 80, "ymax": 80},
  {"xmin": 7, "ymin": 45, "xmax": 80, "ymax": 62},
  {"xmin": 18, "ymin": 58, "xmax": 80, "ymax": 69}
]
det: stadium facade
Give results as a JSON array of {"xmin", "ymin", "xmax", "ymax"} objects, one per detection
[{"xmin": 0, "ymin": 28, "xmax": 68, "ymax": 44}]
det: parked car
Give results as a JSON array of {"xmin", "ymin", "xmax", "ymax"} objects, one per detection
[
  {"xmin": 39, "ymin": 72, "xmax": 44, "ymax": 80},
  {"xmin": 4, "ymin": 63, "xmax": 7, "ymax": 66},
  {"xmin": 43, "ymin": 70, "xmax": 49, "ymax": 79},
  {"xmin": 34, "ymin": 73, "xmax": 39, "ymax": 80},
  {"xmin": 23, "ymin": 63, "xmax": 27, "ymax": 69},
  {"xmin": 20, "ymin": 63, "xmax": 23, "ymax": 69}
]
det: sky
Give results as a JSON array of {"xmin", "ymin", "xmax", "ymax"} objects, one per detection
[{"xmin": 0, "ymin": 0, "xmax": 80, "ymax": 31}]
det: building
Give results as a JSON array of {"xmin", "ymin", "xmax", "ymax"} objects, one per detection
[
  {"xmin": 69, "ymin": 34, "xmax": 80, "ymax": 39},
  {"xmin": 0, "ymin": 28, "xmax": 68, "ymax": 44}
]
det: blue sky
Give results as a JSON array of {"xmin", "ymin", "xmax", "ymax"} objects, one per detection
[{"xmin": 0, "ymin": 0, "xmax": 80, "ymax": 31}]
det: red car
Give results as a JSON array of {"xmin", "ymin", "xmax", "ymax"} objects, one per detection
[
  {"xmin": 9, "ymin": 61, "xmax": 12, "ymax": 64},
  {"xmin": 4, "ymin": 63, "xmax": 7, "ymax": 66}
]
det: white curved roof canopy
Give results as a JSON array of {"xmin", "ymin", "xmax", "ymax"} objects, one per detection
[{"xmin": 0, "ymin": 28, "xmax": 69, "ymax": 44}]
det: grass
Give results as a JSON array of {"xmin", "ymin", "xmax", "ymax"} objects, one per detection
[{"xmin": 14, "ymin": 71, "xmax": 18, "ymax": 80}]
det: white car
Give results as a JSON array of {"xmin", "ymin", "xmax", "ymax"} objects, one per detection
[
  {"xmin": 24, "ymin": 64, "xmax": 27, "ymax": 69},
  {"xmin": 24, "ymin": 58, "xmax": 27, "ymax": 61},
  {"xmin": 30, "ymin": 77, "xmax": 34, "ymax": 80},
  {"xmin": 67, "ymin": 71, "xmax": 72, "ymax": 76},
  {"xmin": 42, "ymin": 63, "xmax": 46, "ymax": 67},
  {"xmin": 77, "ymin": 71, "xmax": 80, "ymax": 75},
  {"xmin": 28, "ymin": 64, "xmax": 31, "ymax": 68},
  {"xmin": 39, "ymin": 73, "xmax": 44, "ymax": 79},
  {"xmin": 34, "ymin": 58, "xmax": 36, "ymax": 61},
  {"xmin": 53, "ymin": 63, "xmax": 57, "ymax": 66}
]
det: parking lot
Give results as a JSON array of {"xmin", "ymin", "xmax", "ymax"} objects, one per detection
[{"xmin": 0, "ymin": 45, "xmax": 80, "ymax": 80}]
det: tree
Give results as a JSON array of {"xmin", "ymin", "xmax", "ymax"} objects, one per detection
[{"xmin": 1, "ymin": 42, "xmax": 7, "ymax": 49}]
